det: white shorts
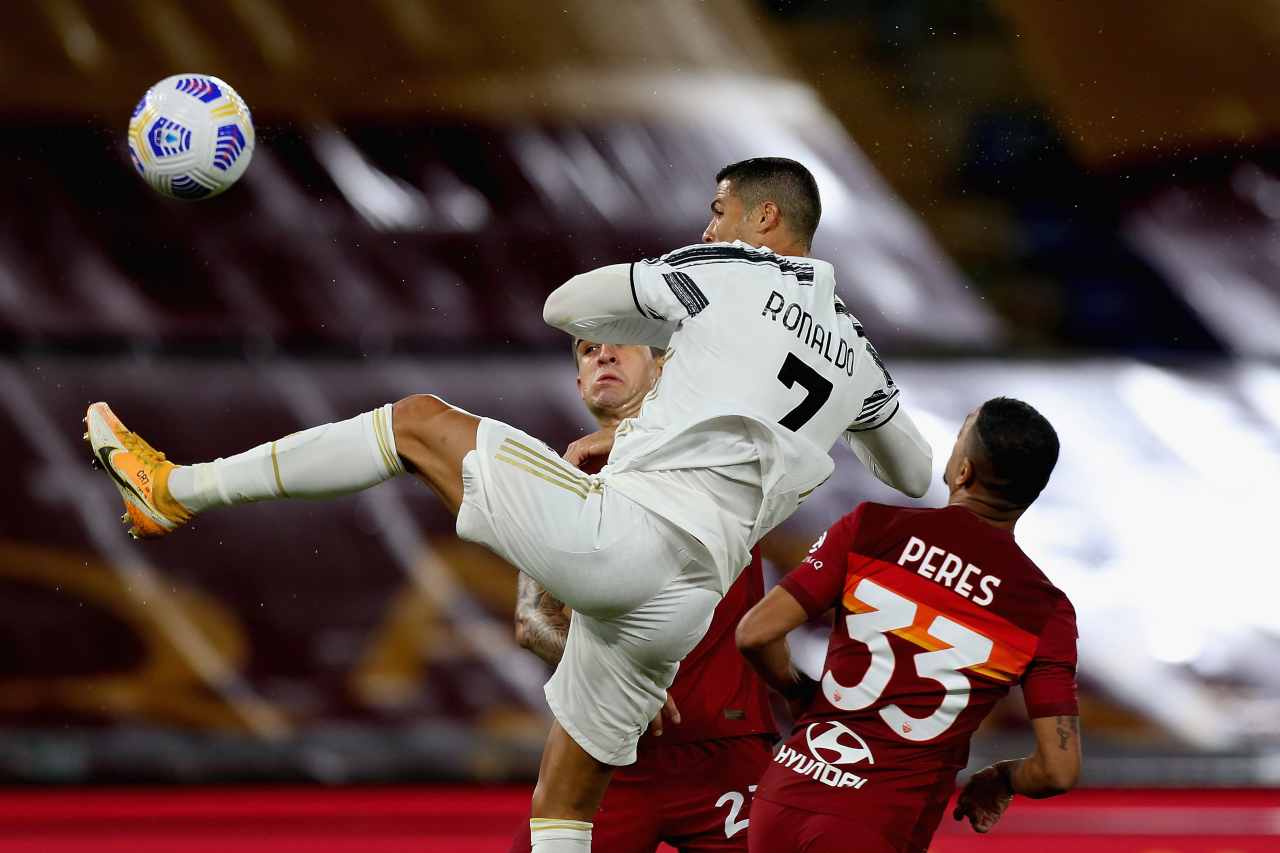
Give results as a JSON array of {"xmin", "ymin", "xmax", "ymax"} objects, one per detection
[
  {"xmin": 546, "ymin": 577, "xmax": 720, "ymax": 765},
  {"xmin": 456, "ymin": 418, "xmax": 719, "ymax": 764}
]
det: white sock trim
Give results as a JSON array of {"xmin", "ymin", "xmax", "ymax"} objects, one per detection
[
  {"xmin": 367, "ymin": 403, "xmax": 405, "ymax": 478},
  {"xmin": 168, "ymin": 405, "xmax": 403, "ymax": 512},
  {"xmin": 530, "ymin": 818, "xmax": 592, "ymax": 852}
]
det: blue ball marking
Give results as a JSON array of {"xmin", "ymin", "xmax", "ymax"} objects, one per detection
[
  {"xmin": 170, "ymin": 174, "xmax": 212, "ymax": 199},
  {"xmin": 212, "ymin": 123, "xmax": 247, "ymax": 171},
  {"xmin": 147, "ymin": 117, "xmax": 192, "ymax": 159}
]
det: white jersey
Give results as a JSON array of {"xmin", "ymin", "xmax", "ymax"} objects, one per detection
[{"xmin": 597, "ymin": 241, "xmax": 901, "ymax": 592}]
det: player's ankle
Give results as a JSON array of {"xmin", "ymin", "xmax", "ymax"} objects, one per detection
[{"xmin": 153, "ymin": 462, "xmax": 193, "ymax": 523}]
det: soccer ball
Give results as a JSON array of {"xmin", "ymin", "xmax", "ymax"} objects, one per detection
[{"xmin": 126, "ymin": 74, "xmax": 255, "ymax": 200}]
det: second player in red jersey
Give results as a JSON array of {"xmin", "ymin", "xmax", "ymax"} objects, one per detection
[
  {"xmin": 738, "ymin": 398, "xmax": 1081, "ymax": 853},
  {"xmin": 509, "ymin": 337, "xmax": 775, "ymax": 853}
]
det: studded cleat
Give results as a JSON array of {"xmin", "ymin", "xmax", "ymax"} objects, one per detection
[{"xmin": 84, "ymin": 402, "xmax": 192, "ymax": 539}]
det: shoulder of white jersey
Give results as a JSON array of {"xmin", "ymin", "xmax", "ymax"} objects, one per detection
[
  {"xmin": 641, "ymin": 240, "xmax": 817, "ymax": 285},
  {"xmin": 834, "ymin": 294, "xmax": 871, "ymax": 337},
  {"xmin": 833, "ymin": 294, "xmax": 853, "ymax": 322}
]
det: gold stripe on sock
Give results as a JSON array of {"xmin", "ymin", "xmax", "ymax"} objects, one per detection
[
  {"xmin": 270, "ymin": 441, "xmax": 289, "ymax": 498},
  {"xmin": 372, "ymin": 407, "xmax": 400, "ymax": 476},
  {"xmin": 495, "ymin": 453, "xmax": 589, "ymax": 499},
  {"xmin": 530, "ymin": 818, "xmax": 593, "ymax": 831},
  {"xmin": 385, "ymin": 406, "xmax": 402, "ymax": 474},
  {"xmin": 371, "ymin": 408, "xmax": 387, "ymax": 475},
  {"xmin": 370, "ymin": 408, "xmax": 385, "ymax": 474}
]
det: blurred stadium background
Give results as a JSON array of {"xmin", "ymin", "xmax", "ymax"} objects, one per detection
[{"xmin": 2, "ymin": 0, "xmax": 1279, "ymax": 850}]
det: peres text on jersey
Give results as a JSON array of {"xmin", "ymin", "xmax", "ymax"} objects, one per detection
[{"xmin": 897, "ymin": 536, "xmax": 1003, "ymax": 607}]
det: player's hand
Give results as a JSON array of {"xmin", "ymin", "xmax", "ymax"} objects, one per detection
[
  {"xmin": 564, "ymin": 428, "xmax": 615, "ymax": 471},
  {"xmin": 953, "ymin": 765, "xmax": 1014, "ymax": 833},
  {"xmin": 648, "ymin": 693, "xmax": 681, "ymax": 737}
]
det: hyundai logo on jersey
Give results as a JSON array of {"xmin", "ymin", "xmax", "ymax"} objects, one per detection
[{"xmin": 773, "ymin": 721, "xmax": 874, "ymax": 789}]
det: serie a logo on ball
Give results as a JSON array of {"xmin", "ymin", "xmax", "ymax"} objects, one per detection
[{"xmin": 127, "ymin": 74, "xmax": 255, "ymax": 200}]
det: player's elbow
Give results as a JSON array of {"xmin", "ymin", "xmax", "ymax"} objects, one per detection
[
  {"xmin": 1038, "ymin": 779, "xmax": 1074, "ymax": 798},
  {"xmin": 542, "ymin": 290, "xmax": 566, "ymax": 331},
  {"xmin": 1032, "ymin": 755, "xmax": 1080, "ymax": 797},
  {"xmin": 901, "ymin": 461, "xmax": 932, "ymax": 499},
  {"xmin": 890, "ymin": 444, "xmax": 933, "ymax": 499},
  {"xmin": 1043, "ymin": 759, "xmax": 1080, "ymax": 796},
  {"xmin": 543, "ymin": 278, "xmax": 581, "ymax": 331},
  {"xmin": 735, "ymin": 614, "xmax": 771, "ymax": 654},
  {"xmin": 878, "ymin": 411, "xmax": 933, "ymax": 498}
]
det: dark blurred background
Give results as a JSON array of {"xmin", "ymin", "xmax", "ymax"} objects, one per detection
[{"xmin": 1, "ymin": 1, "xmax": 1278, "ymax": 850}]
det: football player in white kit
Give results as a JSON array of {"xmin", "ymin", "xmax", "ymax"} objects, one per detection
[{"xmin": 86, "ymin": 158, "xmax": 932, "ymax": 852}]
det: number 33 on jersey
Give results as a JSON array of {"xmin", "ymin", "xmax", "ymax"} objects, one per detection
[
  {"xmin": 791, "ymin": 503, "xmax": 1076, "ymax": 749},
  {"xmin": 822, "ymin": 560, "xmax": 1034, "ymax": 742},
  {"xmin": 766, "ymin": 500, "xmax": 1078, "ymax": 797}
]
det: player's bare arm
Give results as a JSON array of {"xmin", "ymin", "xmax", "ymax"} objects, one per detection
[
  {"xmin": 736, "ymin": 586, "xmax": 817, "ymax": 713},
  {"xmin": 953, "ymin": 715, "xmax": 1080, "ymax": 833},
  {"xmin": 514, "ymin": 573, "xmax": 571, "ymax": 666},
  {"xmin": 1007, "ymin": 715, "xmax": 1081, "ymax": 797}
]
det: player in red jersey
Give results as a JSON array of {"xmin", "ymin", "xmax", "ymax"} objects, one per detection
[
  {"xmin": 509, "ymin": 337, "xmax": 776, "ymax": 853},
  {"xmin": 737, "ymin": 397, "xmax": 1080, "ymax": 852}
]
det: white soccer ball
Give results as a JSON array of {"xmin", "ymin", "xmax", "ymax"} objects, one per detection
[{"xmin": 127, "ymin": 74, "xmax": 255, "ymax": 200}]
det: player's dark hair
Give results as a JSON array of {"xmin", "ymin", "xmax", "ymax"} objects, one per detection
[
  {"xmin": 715, "ymin": 157, "xmax": 822, "ymax": 248},
  {"xmin": 972, "ymin": 397, "xmax": 1060, "ymax": 507}
]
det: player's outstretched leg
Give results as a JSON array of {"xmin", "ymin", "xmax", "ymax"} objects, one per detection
[{"xmin": 85, "ymin": 395, "xmax": 478, "ymax": 539}]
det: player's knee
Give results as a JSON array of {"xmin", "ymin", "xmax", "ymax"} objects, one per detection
[{"xmin": 391, "ymin": 394, "xmax": 450, "ymax": 448}]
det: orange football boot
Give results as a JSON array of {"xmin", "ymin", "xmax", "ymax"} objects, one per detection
[{"xmin": 84, "ymin": 402, "xmax": 192, "ymax": 539}]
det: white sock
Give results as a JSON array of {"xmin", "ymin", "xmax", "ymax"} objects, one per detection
[
  {"xmin": 529, "ymin": 818, "xmax": 592, "ymax": 852},
  {"xmin": 168, "ymin": 404, "xmax": 403, "ymax": 513}
]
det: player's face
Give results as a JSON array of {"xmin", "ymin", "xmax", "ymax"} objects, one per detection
[
  {"xmin": 944, "ymin": 411, "xmax": 979, "ymax": 492},
  {"xmin": 702, "ymin": 179, "xmax": 751, "ymax": 244},
  {"xmin": 575, "ymin": 341, "xmax": 661, "ymax": 421}
]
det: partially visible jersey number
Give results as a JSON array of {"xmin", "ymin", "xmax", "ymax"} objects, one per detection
[
  {"xmin": 777, "ymin": 352, "xmax": 833, "ymax": 431},
  {"xmin": 822, "ymin": 578, "xmax": 994, "ymax": 742},
  {"xmin": 715, "ymin": 785, "xmax": 756, "ymax": 839}
]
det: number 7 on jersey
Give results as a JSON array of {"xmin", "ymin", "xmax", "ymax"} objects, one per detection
[{"xmin": 777, "ymin": 352, "xmax": 833, "ymax": 431}]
